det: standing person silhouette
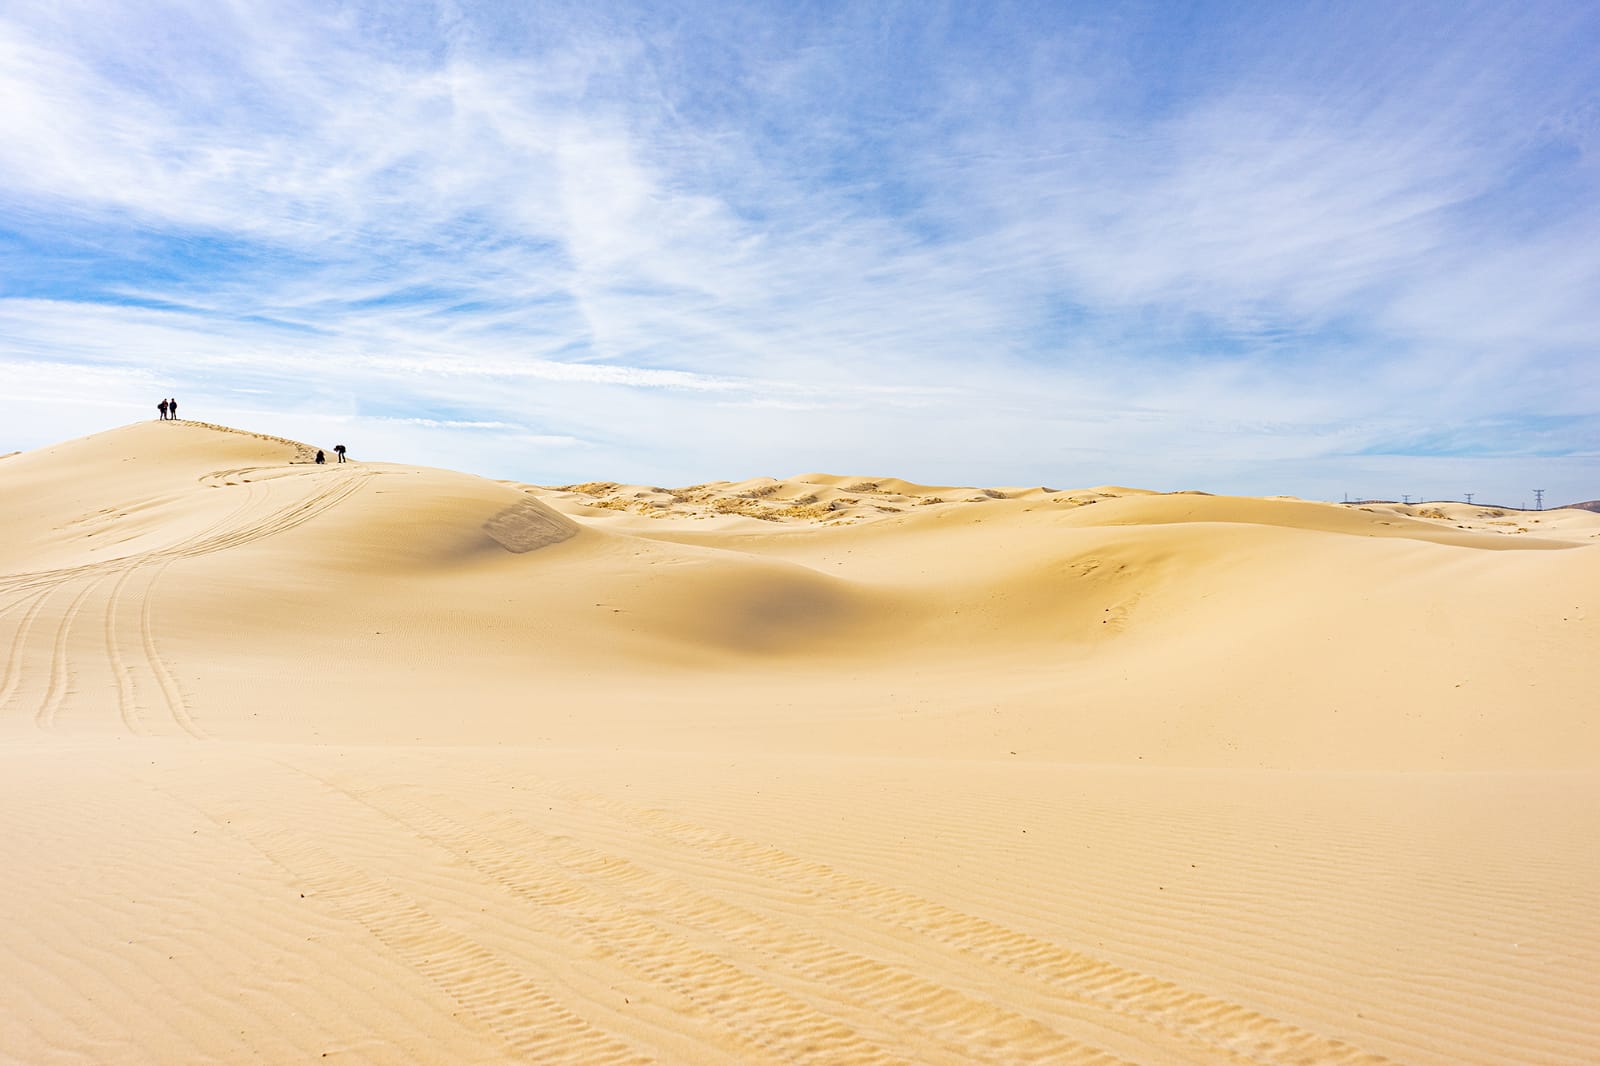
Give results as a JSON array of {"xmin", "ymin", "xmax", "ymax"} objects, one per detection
[
  {"xmin": 158, "ymin": 399, "xmax": 169, "ymax": 420},
  {"xmin": 168, "ymin": 397, "xmax": 178, "ymax": 420},
  {"xmin": 334, "ymin": 444, "xmax": 346, "ymax": 463}
]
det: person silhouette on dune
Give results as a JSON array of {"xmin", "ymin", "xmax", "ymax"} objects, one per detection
[
  {"xmin": 334, "ymin": 444, "xmax": 346, "ymax": 463},
  {"xmin": 315, "ymin": 449, "xmax": 325, "ymax": 464},
  {"xmin": 158, "ymin": 399, "xmax": 169, "ymax": 421},
  {"xmin": 168, "ymin": 397, "xmax": 178, "ymax": 420}
]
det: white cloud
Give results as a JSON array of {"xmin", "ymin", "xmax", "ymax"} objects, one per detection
[{"xmin": 0, "ymin": 2, "xmax": 1595, "ymax": 506}]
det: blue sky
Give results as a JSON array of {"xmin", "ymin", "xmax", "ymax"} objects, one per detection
[{"xmin": 1, "ymin": 0, "xmax": 1596, "ymax": 505}]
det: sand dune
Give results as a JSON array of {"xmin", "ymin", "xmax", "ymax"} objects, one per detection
[{"xmin": 2, "ymin": 420, "xmax": 1597, "ymax": 1063}]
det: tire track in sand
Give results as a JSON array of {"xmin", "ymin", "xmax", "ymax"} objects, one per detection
[
  {"xmin": 356, "ymin": 784, "xmax": 1142, "ymax": 1066},
  {"xmin": 33, "ymin": 574, "xmax": 109, "ymax": 731},
  {"xmin": 507, "ymin": 776, "xmax": 1400, "ymax": 1066},
  {"xmin": 166, "ymin": 468, "xmax": 371, "ymax": 560},
  {"xmin": 128, "ymin": 474, "xmax": 365, "ymax": 738},
  {"xmin": 244, "ymin": 832, "xmax": 657, "ymax": 1065},
  {"xmin": 137, "ymin": 558, "xmax": 203, "ymax": 738},
  {"xmin": 19, "ymin": 478, "xmax": 264, "ymax": 735},
  {"xmin": 257, "ymin": 760, "xmax": 928, "ymax": 1066},
  {"xmin": 102, "ymin": 561, "xmax": 151, "ymax": 735},
  {"xmin": 9, "ymin": 471, "xmax": 360, "ymax": 737},
  {"xmin": 143, "ymin": 764, "xmax": 659, "ymax": 1066},
  {"xmin": 0, "ymin": 466, "xmax": 371, "ymax": 590},
  {"xmin": 127, "ymin": 479, "xmax": 276, "ymax": 738},
  {"xmin": 0, "ymin": 586, "xmax": 54, "ymax": 716}
]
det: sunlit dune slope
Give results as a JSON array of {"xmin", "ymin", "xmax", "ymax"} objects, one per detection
[
  {"xmin": 2, "ymin": 420, "xmax": 1596, "ymax": 767},
  {"xmin": 5, "ymin": 420, "xmax": 1600, "ymax": 1066}
]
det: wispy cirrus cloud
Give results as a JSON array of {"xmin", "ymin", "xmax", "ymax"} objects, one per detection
[{"xmin": 1, "ymin": 0, "xmax": 1596, "ymax": 501}]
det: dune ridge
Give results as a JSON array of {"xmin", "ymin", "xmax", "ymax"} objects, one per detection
[{"xmin": 2, "ymin": 420, "xmax": 1596, "ymax": 1064}]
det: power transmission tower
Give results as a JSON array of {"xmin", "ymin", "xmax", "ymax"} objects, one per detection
[
  {"xmin": 1534, "ymin": 489, "xmax": 1545, "ymax": 511},
  {"xmin": 1465, "ymin": 493, "xmax": 1473, "ymax": 505},
  {"xmin": 1402, "ymin": 494, "xmax": 1411, "ymax": 505}
]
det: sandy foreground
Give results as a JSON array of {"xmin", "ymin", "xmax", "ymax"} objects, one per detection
[{"xmin": 2, "ymin": 420, "xmax": 1597, "ymax": 1065}]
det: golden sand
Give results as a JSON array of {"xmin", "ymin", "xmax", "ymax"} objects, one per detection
[{"xmin": 2, "ymin": 420, "xmax": 1597, "ymax": 1063}]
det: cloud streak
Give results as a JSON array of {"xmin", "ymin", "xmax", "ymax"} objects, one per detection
[{"xmin": 2, "ymin": 0, "xmax": 1597, "ymax": 502}]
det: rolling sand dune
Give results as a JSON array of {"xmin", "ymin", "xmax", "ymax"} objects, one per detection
[{"xmin": 2, "ymin": 420, "xmax": 1597, "ymax": 1064}]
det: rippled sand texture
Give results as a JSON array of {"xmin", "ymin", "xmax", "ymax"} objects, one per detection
[{"xmin": 2, "ymin": 420, "xmax": 1597, "ymax": 1064}]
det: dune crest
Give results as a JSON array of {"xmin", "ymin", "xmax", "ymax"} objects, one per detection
[{"xmin": 2, "ymin": 420, "xmax": 1597, "ymax": 1064}]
